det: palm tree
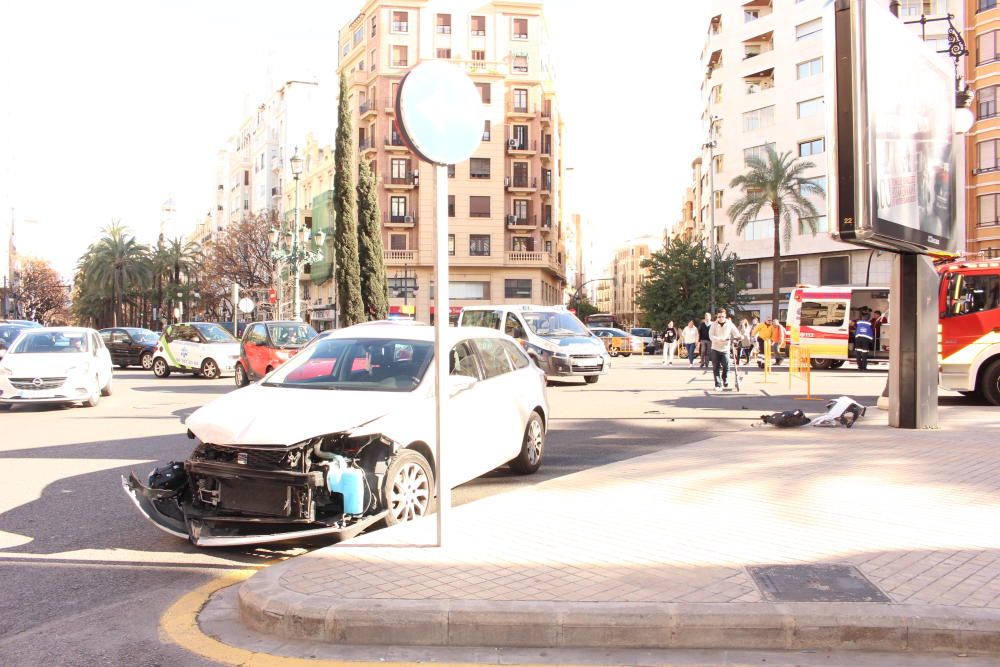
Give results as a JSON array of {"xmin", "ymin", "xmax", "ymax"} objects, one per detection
[
  {"xmin": 85, "ymin": 222, "xmax": 152, "ymax": 326},
  {"xmin": 727, "ymin": 147, "xmax": 826, "ymax": 318},
  {"xmin": 161, "ymin": 237, "xmax": 202, "ymax": 322}
]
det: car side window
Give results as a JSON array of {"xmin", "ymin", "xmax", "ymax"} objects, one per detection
[
  {"xmin": 249, "ymin": 324, "xmax": 267, "ymax": 345},
  {"xmin": 450, "ymin": 341, "xmax": 482, "ymax": 379},
  {"xmin": 504, "ymin": 313, "xmax": 525, "ymax": 339},
  {"xmin": 100, "ymin": 330, "xmax": 113, "ymax": 344},
  {"xmin": 111, "ymin": 331, "xmax": 130, "ymax": 345},
  {"xmin": 475, "ymin": 338, "xmax": 513, "ymax": 378},
  {"xmin": 499, "ymin": 339, "xmax": 529, "ymax": 370}
]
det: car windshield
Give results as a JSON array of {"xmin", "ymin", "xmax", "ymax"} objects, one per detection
[
  {"xmin": 124, "ymin": 328, "xmax": 159, "ymax": 344},
  {"xmin": 193, "ymin": 322, "xmax": 238, "ymax": 343},
  {"xmin": 0, "ymin": 325, "xmax": 27, "ymax": 346},
  {"xmin": 631, "ymin": 328, "xmax": 652, "ymax": 337},
  {"xmin": 11, "ymin": 331, "xmax": 89, "ymax": 354},
  {"xmin": 521, "ymin": 311, "xmax": 589, "ymax": 337},
  {"xmin": 267, "ymin": 323, "xmax": 318, "ymax": 348},
  {"xmin": 264, "ymin": 337, "xmax": 433, "ymax": 392},
  {"xmin": 598, "ymin": 328, "xmax": 629, "ymax": 337}
]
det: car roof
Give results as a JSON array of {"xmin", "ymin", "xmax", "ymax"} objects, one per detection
[
  {"xmin": 19, "ymin": 327, "xmax": 96, "ymax": 334},
  {"xmin": 320, "ymin": 323, "xmax": 509, "ymax": 343},
  {"xmin": 461, "ymin": 304, "xmax": 567, "ymax": 313}
]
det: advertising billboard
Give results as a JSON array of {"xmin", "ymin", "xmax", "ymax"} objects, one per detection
[{"xmin": 826, "ymin": 0, "xmax": 958, "ymax": 255}]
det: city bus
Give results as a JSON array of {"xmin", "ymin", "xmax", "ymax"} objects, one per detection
[{"xmin": 585, "ymin": 313, "xmax": 616, "ymax": 329}]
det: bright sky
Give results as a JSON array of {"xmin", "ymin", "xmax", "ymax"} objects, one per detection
[{"xmin": 1, "ymin": 0, "xmax": 708, "ymax": 280}]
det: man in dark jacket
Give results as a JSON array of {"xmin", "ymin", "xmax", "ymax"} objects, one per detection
[{"xmin": 698, "ymin": 312, "xmax": 712, "ymax": 368}]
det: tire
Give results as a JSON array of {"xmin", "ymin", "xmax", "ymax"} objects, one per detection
[
  {"xmin": 609, "ymin": 347, "xmax": 620, "ymax": 358},
  {"xmin": 118, "ymin": 363, "xmax": 129, "ymax": 370},
  {"xmin": 510, "ymin": 412, "xmax": 544, "ymax": 475},
  {"xmin": 584, "ymin": 375, "xmax": 599, "ymax": 384},
  {"xmin": 140, "ymin": 352, "xmax": 154, "ymax": 370},
  {"xmin": 981, "ymin": 359, "xmax": 1000, "ymax": 406},
  {"xmin": 383, "ymin": 449, "xmax": 435, "ymax": 527},
  {"xmin": 152, "ymin": 357, "xmax": 171, "ymax": 378},
  {"xmin": 83, "ymin": 384, "xmax": 100, "ymax": 408},
  {"xmin": 621, "ymin": 353, "xmax": 631, "ymax": 357},
  {"xmin": 234, "ymin": 363, "xmax": 249, "ymax": 388},
  {"xmin": 830, "ymin": 360, "xmax": 846, "ymax": 369},
  {"xmin": 811, "ymin": 358, "xmax": 834, "ymax": 370},
  {"xmin": 101, "ymin": 375, "xmax": 113, "ymax": 397},
  {"xmin": 200, "ymin": 358, "xmax": 220, "ymax": 380}
]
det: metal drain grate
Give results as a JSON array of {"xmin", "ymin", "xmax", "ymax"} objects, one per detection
[{"xmin": 747, "ymin": 564, "xmax": 891, "ymax": 602}]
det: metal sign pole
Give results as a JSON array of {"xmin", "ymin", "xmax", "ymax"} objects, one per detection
[
  {"xmin": 232, "ymin": 284, "xmax": 239, "ymax": 337},
  {"xmin": 433, "ymin": 164, "xmax": 450, "ymax": 546}
]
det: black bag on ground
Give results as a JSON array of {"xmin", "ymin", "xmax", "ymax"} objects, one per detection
[{"xmin": 760, "ymin": 409, "xmax": 810, "ymax": 427}]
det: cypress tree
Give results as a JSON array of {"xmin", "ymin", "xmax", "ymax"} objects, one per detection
[
  {"xmin": 357, "ymin": 160, "xmax": 389, "ymax": 320},
  {"xmin": 333, "ymin": 71, "xmax": 365, "ymax": 326}
]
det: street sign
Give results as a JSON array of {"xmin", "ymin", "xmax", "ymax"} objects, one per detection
[{"xmin": 238, "ymin": 297, "xmax": 255, "ymax": 314}]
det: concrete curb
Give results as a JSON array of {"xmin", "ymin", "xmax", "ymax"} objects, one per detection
[{"xmin": 237, "ymin": 573, "xmax": 1000, "ymax": 654}]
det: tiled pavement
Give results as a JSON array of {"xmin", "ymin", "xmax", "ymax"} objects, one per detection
[{"xmin": 234, "ymin": 407, "xmax": 1000, "ymax": 653}]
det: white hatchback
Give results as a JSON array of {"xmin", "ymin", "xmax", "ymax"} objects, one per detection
[
  {"xmin": 124, "ymin": 323, "xmax": 549, "ymax": 547},
  {"xmin": 151, "ymin": 322, "xmax": 241, "ymax": 379},
  {"xmin": 0, "ymin": 327, "xmax": 114, "ymax": 409}
]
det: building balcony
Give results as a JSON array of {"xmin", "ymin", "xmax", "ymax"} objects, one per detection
[
  {"xmin": 539, "ymin": 178, "xmax": 552, "ymax": 197},
  {"xmin": 359, "ymin": 136, "xmax": 376, "ymax": 154},
  {"xmin": 384, "ymin": 136, "xmax": 409, "ymax": 152},
  {"xmin": 271, "ymin": 186, "xmax": 281, "ymax": 197},
  {"xmin": 386, "ymin": 172, "xmax": 418, "ymax": 189},
  {"xmin": 506, "ymin": 214, "xmax": 536, "ymax": 229},
  {"xmin": 384, "ymin": 249, "xmax": 417, "ymax": 264},
  {"xmin": 540, "ymin": 105, "xmax": 553, "ymax": 125},
  {"xmin": 505, "ymin": 176, "xmax": 537, "ymax": 193},
  {"xmin": 352, "ymin": 69, "xmax": 370, "ymax": 86},
  {"xmin": 506, "ymin": 138, "xmax": 537, "ymax": 155},
  {"xmin": 506, "ymin": 105, "xmax": 538, "ymax": 120},
  {"xmin": 540, "ymin": 219, "xmax": 554, "ymax": 232},
  {"xmin": 384, "ymin": 97, "xmax": 396, "ymax": 113},
  {"xmin": 459, "ymin": 59, "xmax": 505, "ymax": 76},
  {"xmin": 359, "ymin": 99, "xmax": 377, "ymax": 120},
  {"xmin": 384, "ymin": 212, "xmax": 416, "ymax": 227},
  {"xmin": 505, "ymin": 250, "xmax": 547, "ymax": 266}
]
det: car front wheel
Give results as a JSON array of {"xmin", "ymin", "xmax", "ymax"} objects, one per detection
[
  {"xmin": 584, "ymin": 375, "xmax": 599, "ymax": 384},
  {"xmin": 140, "ymin": 352, "xmax": 154, "ymax": 370},
  {"xmin": 200, "ymin": 358, "xmax": 220, "ymax": 380},
  {"xmin": 510, "ymin": 412, "xmax": 544, "ymax": 475},
  {"xmin": 152, "ymin": 358, "xmax": 171, "ymax": 378},
  {"xmin": 383, "ymin": 450, "xmax": 435, "ymax": 526},
  {"xmin": 234, "ymin": 363, "xmax": 249, "ymax": 388}
]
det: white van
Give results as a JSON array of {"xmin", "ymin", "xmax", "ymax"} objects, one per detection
[
  {"xmin": 152, "ymin": 322, "xmax": 241, "ymax": 379},
  {"xmin": 458, "ymin": 305, "xmax": 610, "ymax": 384}
]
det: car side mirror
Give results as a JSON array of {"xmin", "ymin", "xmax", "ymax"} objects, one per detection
[{"xmin": 448, "ymin": 374, "xmax": 477, "ymax": 395}]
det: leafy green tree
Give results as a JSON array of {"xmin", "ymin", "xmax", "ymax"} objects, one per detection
[
  {"xmin": 569, "ymin": 294, "xmax": 600, "ymax": 321},
  {"xmin": 636, "ymin": 237, "xmax": 746, "ymax": 330},
  {"xmin": 333, "ymin": 71, "xmax": 365, "ymax": 326},
  {"xmin": 356, "ymin": 160, "xmax": 388, "ymax": 320},
  {"xmin": 727, "ymin": 146, "xmax": 825, "ymax": 318}
]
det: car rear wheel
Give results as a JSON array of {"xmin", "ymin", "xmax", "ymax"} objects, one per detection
[
  {"xmin": 83, "ymin": 383, "xmax": 100, "ymax": 408},
  {"xmin": 621, "ymin": 353, "xmax": 631, "ymax": 357},
  {"xmin": 383, "ymin": 450, "xmax": 435, "ymax": 527},
  {"xmin": 118, "ymin": 363, "xmax": 129, "ymax": 370},
  {"xmin": 609, "ymin": 347, "xmax": 619, "ymax": 357},
  {"xmin": 510, "ymin": 412, "xmax": 544, "ymax": 475},
  {"xmin": 981, "ymin": 359, "xmax": 1000, "ymax": 406},
  {"xmin": 200, "ymin": 358, "xmax": 220, "ymax": 380},
  {"xmin": 140, "ymin": 352, "xmax": 154, "ymax": 370},
  {"xmin": 234, "ymin": 363, "xmax": 249, "ymax": 388},
  {"xmin": 584, "ymin": 375, "xmax": 599, "ymax": 384},
  {"xmin": 152, "ymin": 357, "xmax": 171, "ymax": 378},
  {"xmin": 101, "ymin": 375, "xmax": 113, "ymax": 397}
]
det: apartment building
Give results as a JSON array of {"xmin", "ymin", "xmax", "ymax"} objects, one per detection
[
  {"xmin": 966, "ymin": 0, "xmax": 1000, "ymax": 258},
  {"xmin": 609, "ymin": 236, "xmax": 657, "ymax": 329},
  {"xmin": 671, "ymin": 157, "xmax": 704, "ymax": 242},
  {"xmin": 696, "ymin": 0, "xmax": 958, "ymax": 320},
  {"xmin": 337, "ymin": 0, "xmax": 565, "ymax": 325}
]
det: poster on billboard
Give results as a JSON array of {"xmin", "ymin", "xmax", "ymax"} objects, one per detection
[{"xmin": 826, "ymin": 0, "xmax": 958, "ymax": 255}]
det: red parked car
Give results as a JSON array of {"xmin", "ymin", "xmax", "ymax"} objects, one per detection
[{"xmin": 234, "ymin": 321, "xmax": 318, "ymax": 387}]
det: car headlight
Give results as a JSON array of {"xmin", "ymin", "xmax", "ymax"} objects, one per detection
[
  {"xmin": 553, "ymin": 351, "xmax": 570, "ymax": 359},
  {"xmin": 0, "ymin": 367, "xmax": 11, "ymax": 376}
]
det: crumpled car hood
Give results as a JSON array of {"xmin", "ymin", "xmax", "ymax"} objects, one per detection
[{"xmin": 185, "ymin": 383, "xmax": 419, "ymax": 446}]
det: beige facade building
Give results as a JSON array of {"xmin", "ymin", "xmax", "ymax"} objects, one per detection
[
  {"xmin": 609, "ymin": 236, "xmax": 657, "ymax": 329},
  {"xmin": 337, "ymin": 0, "xmax": 565, "ymax": 324},
  {"xmin": 966, "ymin": 0, "xmax": 1000, "ymax": 258}
]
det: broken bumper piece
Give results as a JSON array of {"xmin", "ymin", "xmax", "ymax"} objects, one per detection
[{"xmin": 121, "ymin": 473, "xmax": 386, "ymax": 548}]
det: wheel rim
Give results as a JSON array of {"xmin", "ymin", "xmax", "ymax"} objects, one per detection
[
  {"xmin": 204, "ymin": 360, "xmax": 218, "ymax": 378},
  {"xmin": 389, "ymin": 462, "xmax": 430, "ymax": 523},
  {"xmin": 526, "ymin": 419, "xmax": 543, "ymax": 465},
  {"xmin": 141, "ymin": 354, "xmax": 153, "ymax": 370},
  {"xmin": 235, "ymin": 367, "xmax": 245, "ymax": 386},
  {"xmin": 154, "ymin": 359, "xmax": 165, "ymax": 375}
]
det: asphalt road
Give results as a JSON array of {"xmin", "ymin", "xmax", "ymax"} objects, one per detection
[{"xmin": 0, "ymin": 356, "xmax": 981, "ymax": 665}]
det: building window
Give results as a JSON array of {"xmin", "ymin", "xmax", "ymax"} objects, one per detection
[
  {"xmin": 370, "ymin": 15, "xmax": 376, "ymax": 37},
  {"xmin": 797, "ymin": 57, "xmax": 823, "ymax": 79},
  {"xmin": 735, "ymin": 262, "xmax": 759, "ymax": 290},
  {"xmin": 513, "ymin": 17, "xmax": 528, "ymax": 39},
  {"xmin": 437, "ymin": 13, "xmax": 451, "ymax": 33},
  {"xmin": 391, "ymin": 45, "xmax": 408, "ymax": 67},
  {"xmin": 800, "ymin": 215, "xmax": 829, "ymax": 233},
  {"xmin": 978, "ymin": 139, "xmax": 1000, "ymax": 172},
  {"xmin": 447, "ymin": 163, "xmax": 456, "ymax": 178},
  {"xmin": 742, "ymin": 105, "xmax": 775, "ymax": 131},
  {"xmin": 390, "ymin": 196, "xmax": 408, "ymax": 221},
  {"xmin": 979, "ymin": 85, "xmax": 997, "ymax": 119},
  {"xmin": 714, "ymin": 190, "xmax": 723, "ymax": 209},
  {"xmin": 448, "ymin": 234, "xmax": 455, "ymax": 255},
  {"xmin": 981, "ymin": 0, "xmax": 998, "ymax": 11},
  {"xmin": 448, "ymin": 195, "xmax": 455, "ymax": 218},
  {"xmin": 799, "ymin": 138, "xmax": 825, "ymax": 157},
  {"xmin": 451, "ymin": 281, "xmax": 489, "ymax": 299},
  {"xmin": 513, "ymin": 199, "xmax": 529, "ymax": 222},
  {"xmin": 978, "ymin": 193, "xmax": 1000, "ymax": 226},
  {"xmin": 469, "ymin": 234, "xmax": 491, "ymax": 256},
  {"xmin": 513, "ymin": 88, "xmax": 528, "ymax": 112},
  {"xmin": 469, "ymin": 196, "xmax": 490, "ymax": 218},
  {"xmin": 437, "ymin": 48, "xmax": 451, "ymax": 59},
  {"xmin": 512, "ymin": 236, "xmax": 533, "ymax": 251},
  {"xmin": 392, "ymin": 11, "xmax": 408, "ymax": 33},
  {"xmin": 713, "ymin": 155, "xmax": 723, "ymax": 173},
  {"xmin": 354, "ymin": 27, "xmax": 364, "ymax": 46},
  {"xmin": 796, "ymin": 18, "xmax": 822, "ymax": 41},
  {"xmin": 505, "ymin": 279, "xmax": 532, "ymax": 298},
  {"xmin": 472, "ymin": 49, "xmax": 485, "ymax": 62},
  {"xmin": 979, "ymin": 30, "xmax": 1000, "ymax": 65},
  {"xmin": 743, "ymin": 142, "xmax": 775, "ymax": 165},
  {"xmin": 820, "ymin": 256, "xmax": 851, "ymax": 285},
  {"xmin": 370, "ymin": 49, "xmax": 376, "ymax": 70},
  {"xmin": 513, "ymin": 55, "xmax": 528, "ymax": 73},
  {"xmin": 389, "ymin": 233, "xmax": 407, "ymax": 250},
  {"xmin": 390, "ymin": 158, "xmax": 410, "ymax": 182},
  {"xmin": 343, "ymin": 43, "xmax": 349, "ymax": 57},
  {"xmin": 475, "ymin": 82, "xmax": 491, "ymax": 103},
  {"xmin": 483, "ymin": 120, "xmax": 491, "ymax": 141},
  {"xmin": 388, "ymin": 276, "xmax": 417, "ymax": 298},
  {"xmin": 805, "ymin": 176, "xmax": 827, "ymax": 193},
  {"xmin": 797, "ymin": 97, "xmax": 824, "ymax": 119},
  {"xmin": 471, "ymin": 15, "xmax": 486, "ymax": 36},
  {"xmin": 544, "ymin": 240, "xmax": 552, "ymax": 253},
  {"xmin": 469, "ymin": 157, "xmax": 491, "ymax": 179},
  {"xmin": 779, "ymin": 259, "xmax": 799, "ymax": 288}
]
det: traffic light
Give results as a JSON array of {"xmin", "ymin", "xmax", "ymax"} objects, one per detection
[{"xmin": 268, "ymin": 288, "xmax": 277, "ymax": 304}]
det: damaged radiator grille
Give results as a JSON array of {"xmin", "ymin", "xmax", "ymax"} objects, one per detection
[{"xmin": 195, "ymin": 443, "xmax": 306, "ymax": 471}]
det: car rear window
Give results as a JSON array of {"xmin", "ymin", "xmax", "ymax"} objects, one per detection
[
  {"xmin": 459, "ymin": 310, "xmax": 501, "ymax": 329},
  {"xmin": 631, "ymin": 328, "xmax": 652, "ymax": 337}
]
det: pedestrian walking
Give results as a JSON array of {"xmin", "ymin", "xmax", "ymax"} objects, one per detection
[
  {"xmin": 709, "ymin": 309, "xmax": 740, "ymax": 390},
  {"xmin": 748, "ymin": 316, "xmax": 761, "ymax": 365},
  {"xmin": 737, "ymin": 318, "xmax": 754, "ymax": 365},
  {"xmin": 770, "ymin": 319, "xmax": 787, "ymax": 365},
  {"xmin": 698, "ymin": 312, "xmax": 712, "ymax": 368},
  {"xmin": 854, "ymin": 317, "xmax": 875, "ymax": 370},
  {"xmin": 682, "ymin": 320, "xmax": 699, "ymax": 366},
  {"xmin": 661, "ymin": 321, "xmax": 679, "ymax": 365},
  {"xmin": 753, "ymin": 317, "xmax": 773, "ymax": 367}
]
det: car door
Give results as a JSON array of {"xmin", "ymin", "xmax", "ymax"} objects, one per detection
[
  {"xmin": 169, "ymin": 325, "xmax": 197, "ymax": 370},
  {"xmin": 246, "ymin": 324, "xmax": 269, "ymax": 379},
  {"xmin": 92, "ymin": 331, "xmax": 112, "ymax": 386},
  {"xmin": 444, "ymin": 339, "xmax": 491, "ymax": 486},
  {"xmin": 468, "ymin": 337, "xmax": 521, "ymax": 475},
  {"xmin": 110, "ymin": 329, "xmax": 132, "ymax": 365}
]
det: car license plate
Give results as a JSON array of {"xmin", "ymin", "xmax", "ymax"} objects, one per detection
[{"xmin": 574, "ymin": 357, "xmax": 600, "ymax": 366}]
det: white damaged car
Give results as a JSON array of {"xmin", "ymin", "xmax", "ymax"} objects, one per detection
[{"xmin": 123, "ymin": 323, "xmax": 549, "ymax": 547}]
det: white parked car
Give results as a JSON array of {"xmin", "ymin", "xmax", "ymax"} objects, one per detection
[
  {"xmin": 123, "ymin": 323, "xmax": 549, "ymax": 547},
  {"xmin": 0, "ymin": 327, "xmax": 114, "ymax": 409},
  {"xmin": 151, "ymin": 322, "xmax": 241, "ymax": 379}
]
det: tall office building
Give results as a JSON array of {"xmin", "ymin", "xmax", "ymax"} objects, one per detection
[{"xmin": 337, "ymin": 0, "xmax": 566, "ymax": 324}]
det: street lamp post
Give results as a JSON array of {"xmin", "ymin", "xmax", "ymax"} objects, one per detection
[
  {"xmin": 269, "ymin": 148, "xmax": 325, "ymax": 322},
  {"xmin": 704, "ymin": 115, "xmax": 719, "ymax": 313}
]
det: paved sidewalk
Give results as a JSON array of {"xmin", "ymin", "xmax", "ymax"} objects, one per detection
[{"xmin": 233, "ymin": 407, "xmax": 1000, "ymax": 654}]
